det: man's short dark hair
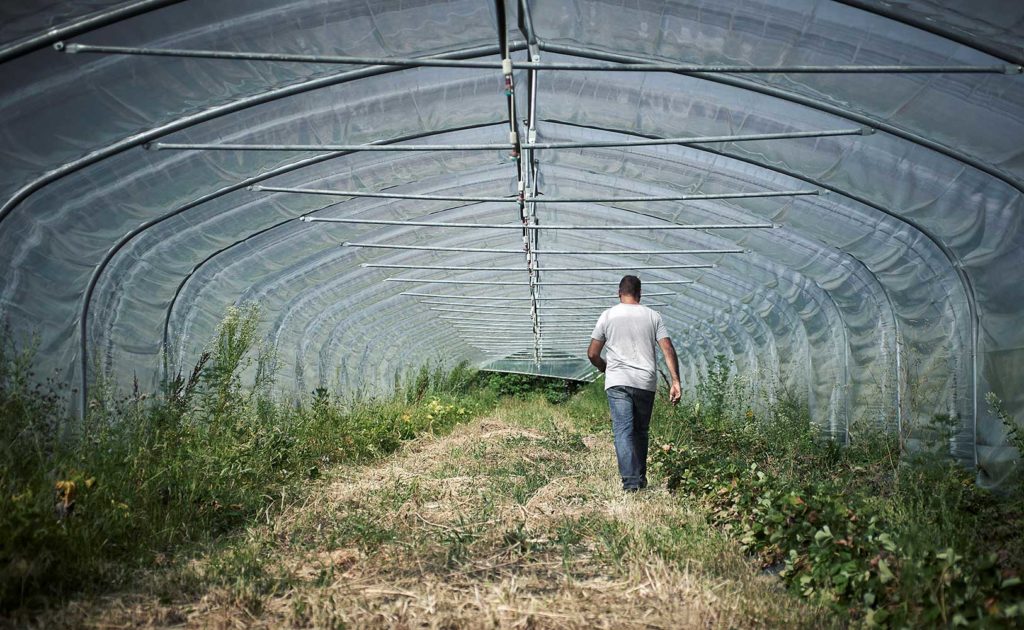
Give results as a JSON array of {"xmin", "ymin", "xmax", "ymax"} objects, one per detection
[{"xmin": 618, "ymin": 275, "xmax": 641, "ymax": 298}]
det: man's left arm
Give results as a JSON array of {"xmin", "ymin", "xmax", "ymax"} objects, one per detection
[{"xmin": 658, "ymin": 337, "xmax": 682, "ymax": 404}]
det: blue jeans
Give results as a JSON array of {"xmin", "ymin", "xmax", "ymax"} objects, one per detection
[{"xmin": 606, "ymin": 385, "xmax": 655, "ymax": 490}]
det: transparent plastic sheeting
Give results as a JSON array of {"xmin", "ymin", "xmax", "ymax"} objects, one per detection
[{"xmin": 0, "ymin": 1, "xmax": 1021, "ymax": 489}]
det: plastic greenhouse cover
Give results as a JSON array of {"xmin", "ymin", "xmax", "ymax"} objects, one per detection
[{"xmin": 0, "ymin": 0, "xmax": 1021, "ymax": 489}]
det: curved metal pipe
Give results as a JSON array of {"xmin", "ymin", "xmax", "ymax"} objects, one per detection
[
  {"xmin": 832, "ymin": 0, "xmax": 1024, "ymax": 66},
  {"xmin": 0, "ymin": 0, "xmax": 183, "ymax": 64},
  {"xmin": 93, "ymin": 121, "xmax": 504, "ymax": 418},
  {"xmin": 0, "ymin": 42, "xmax": 513, "ymax": 227}
]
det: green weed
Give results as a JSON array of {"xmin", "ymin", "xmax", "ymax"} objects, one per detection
[
  {"xmin": 0, "ymin": 305, "xmax": 496, "ymax": 611},
  {"xmin": 652, "ymin": 360, "xmax": 1024, "ymax": 627}
]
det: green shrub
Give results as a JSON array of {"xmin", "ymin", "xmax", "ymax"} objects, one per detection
[
  {"xmin": 651, "ymin": 361, "xmax": 1024, "ymax": 627},
  {"xmin": 0, "ymin": 307, "xmax": 495, "ymax": 610},
  {"xmin": 477, "ymin": 371, "xmax": 583, "ymax": 405}
]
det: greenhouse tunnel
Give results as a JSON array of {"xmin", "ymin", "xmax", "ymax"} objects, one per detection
[{"xmin": 0, "ymin": 0, "xmax": 1022, "ymax": 488}]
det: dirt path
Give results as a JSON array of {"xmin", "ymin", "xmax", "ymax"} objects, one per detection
[{"xmin": 38, "ymin": 403, "xmax": 823, "ymax": 628}]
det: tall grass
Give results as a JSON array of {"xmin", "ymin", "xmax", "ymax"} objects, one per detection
[
  {"xmin": 652, "ymin": 355, "xmax": 1024, "ymax": 626},
  {"xmin": 0, "ymin": 306, "xmax": 495, "ymax": 610}
]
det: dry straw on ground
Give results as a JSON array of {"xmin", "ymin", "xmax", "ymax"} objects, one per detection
[{"xmin": 23, "ymin": 405, "xmax": 825, "ymax": 629}]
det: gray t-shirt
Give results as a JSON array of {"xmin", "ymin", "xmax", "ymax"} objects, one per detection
[{"xmin": 590, "ymin": 303, "xmax": 669, "ymax": 392}]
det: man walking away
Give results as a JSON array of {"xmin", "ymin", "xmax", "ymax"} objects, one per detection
[{"xmin": 587, "ymin": 275, "xmax": 682, "ymax": 492}]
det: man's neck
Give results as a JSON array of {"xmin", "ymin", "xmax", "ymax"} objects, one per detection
[{"xmin": 619, "ymin": 295, "xmax": 640, "ymax": 305}]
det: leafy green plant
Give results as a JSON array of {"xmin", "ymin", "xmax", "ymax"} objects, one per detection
[
  {"xmin": 0, "ymin": 306, "xmax": 500, "ymax": 611},
  {"xmin": 651, "ymin": 370, "xmax": 1024, "ymax": 627},
  {"xmin": 478, "ymin": 371, "xmax": 583, "ymax": 404}
]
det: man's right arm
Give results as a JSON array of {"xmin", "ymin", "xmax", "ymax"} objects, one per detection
[
  {"xmin": 588, "ymin": 339, "xmax": 607, "ymax": 373},
  {"xmin": 657, "ymin": 337, "xmax": 682, "ymax": 404}
]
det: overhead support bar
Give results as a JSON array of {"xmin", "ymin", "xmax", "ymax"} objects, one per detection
[
  {"xmin": 59, "ymin": 43, "xmax": 1021, "ymax": 74},
  {"xmin": 387, "ymin": 278, "xmax": 693, "ymax": 285},
  {"xmin": 344, "ymin": 242, "xmax": 745, "ymax": 255},
  {"xmin": 472, "ymin": 339, "xmax": 585, "ymax": 344},
  {"xmin": 364, "ymin": 263, "xmax": 713, "ymax": 271},
  {"xmin": 443, "ymin": 316, "xmax": 598, "ymax": 324},
  {"xmin": 305, "ymin": 217, "xmax": 775, "ymax": 230},
  {"xmin": 459, "ymin": 336, "xmax": 588, "ymax": 342},
  {"xmin": 153, "ymin": 141, "xmax": 507, "ymax": 152},
  {"xmin": 427, "ymin": 304, "xmax": 668, "ymax": 312},
  {"xmin": 450, "ymin": 319, "xmax": 596, "ymax": 326},
  {"xmin": 472, "ymin": 349, "xmax": 585, "ymax": 354},
  {"xmin": 149, "ymin": 129, "xmax": 867, "ymax": 152},
  {"xmin": 535, "ymin": 248, "xmax": 743, "ymax": 255},
  {"xmin": 475, "ymin": 346, "xmax": 585, "ymax": 350},
  {"xmin": 452, "ymin": 324, "xmax": 598, "ymax": 330},
  {"xmin": 528, "ymin": 190, "xmax": 819, "ymax": 202},
  {"xmin": 475, "ymin": 346, "xmax": 584, "ymax": 350},
  {"xmin": 479, "ymin": 352, "xmax": 586, "ymax": 356},
  {"xmin": 401, "ymin": 291, "xmax": 673, "ymax": 300},
  {"xmin": 473, "ymin": 343, "xmax": 585, "ymax": 348},
  {"xmin": 459, "ymin": 329, "xmax": 588, "ymax": 335},
  {"xmin": 255, "ymin": 185, "xmax": 513, "ymax": 203},
  {"xmin": 525, "ymin": 130, "xmax": 866, "ymax": 149},
  {"xmin": 478, "ymin": 352, "xmax": 587, "ymax": 356},
  {"xmin": 255, "ymin": 184, "xmax": 818, "ymax": 202}
]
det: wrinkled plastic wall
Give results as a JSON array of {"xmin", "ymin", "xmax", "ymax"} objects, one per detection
[{"xmin": 0, "ymin": 0, "xmax": 1021, "ymax": 487}]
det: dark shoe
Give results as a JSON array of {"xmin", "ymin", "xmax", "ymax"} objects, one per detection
[{"xmin": 624, "ymin": 487, "xmax": 640, "ymax": 494}]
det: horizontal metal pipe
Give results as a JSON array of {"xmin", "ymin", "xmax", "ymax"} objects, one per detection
[
  {"xmin": 457, "ymin": 330, "xmax": 593, "ymax": 334},
  {"xmin": 467, "ymin": 346, "xmax": 585, "ymax": 351},
  {"xmin": 439, "ymin": 312, "xmax": 602, "ymax": 320},
  {"xmin": 460, "ymin": 338, "xmax": 589, "ymax": 342},
  {"xmin": 479, "ymin": 353, "xmax": 585, "ymax": 357},
  {"xmin": 468, "ymin": 334, "xmax": 596, "ymax": 339},
  {"xmin": 479, "ymin": 341, "xmax": 584, "ymax": 345},
  {"xmin": 365, "ymin": 263, "xmax": 713, "ymax": 271},
  {"xmin": 526, "ymin": 130, "xmax": 864, "ymax": 149},
  {"xmin": 148, "ymin": 129, "xmax": 867, "ymax": 153},
  {"xmin": 452, "ymin": 322, "xmax": 595, "ymax": 328},
  {"xmin": 254, "ymin": 184, "xmax": 513, "ymax": 202},
  {"xmin": 479, "ymin": 352, "xmax": 585, "ymax": 357},
  {"xmin": 440, "ymin": 315, "xmax": 598, "ymax": 323},
  {"xmin": 401, "ymin": 291, "xmax": 673, "ymax": 300},
  {"xmin": 345, "ymin": 242, "xmax": 744, "ymax": 255},
  {"xmin": 347, "ymin": 242, "xmax": 524, "ymax": 254},
  {"xmin": 530, "ymin": 189, "xmax": 819, "ymax": 201},
  {"xmin": 426, "ymin": 303, "xmax": 667, "ymax": 312},
  {"xmin": 472, "ymin": 341, "xmax": 585, "ymax": 345},
  {"xmin": 474, "ymin": 345, "xmax": 584, "ymax": 349},
  {"xmin": 455, "ymin": 327, "xmax": 594, "ymax": 332},
  {"xmin": 61, "ymin": 43, "xmax": 1020, "ymax": 73},
  {"xmin": 306, "ymin": 217, "xmax": 775, "ymax": 230},
  {"xmin": 458, "ymin": 329, "xmax": 589, "ymax": 335},
  {"xmin": 370, "ymin": 264, "xmax": 528, "ymax": 271},
  {"xmin": 479, "ymin": 349, "xmax": 584, "ymax": 353},
  {"xmin": 534, "ymin": 248, "xmax": 743, "ymax": 255},
  {"xmin": 257, "ymin": 184, "xmax": 816, "ymax": 202},
  {"xmin": 387, "ymin": 278, "xmax": 692, "ymax": 285},
  {"xmin": 449, "ymin": 317, "xmax": 595, "ymax": 324},
  {"xmin": 154, "ymin": 141, "xmax": 507, "ymax": 152}
]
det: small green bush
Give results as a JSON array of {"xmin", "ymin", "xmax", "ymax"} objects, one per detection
[
  {"xmin": 477, "ymin": 371, "xmax": 584, "ymax": 405},
  {"xmin": 652, "ymin": 362, "xmax": 1024, "ymax": 627}
]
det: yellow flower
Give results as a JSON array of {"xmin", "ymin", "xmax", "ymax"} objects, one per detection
[{"xmin": 55, "ymin": 480, "xmax": 76, "ymax": 497}]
